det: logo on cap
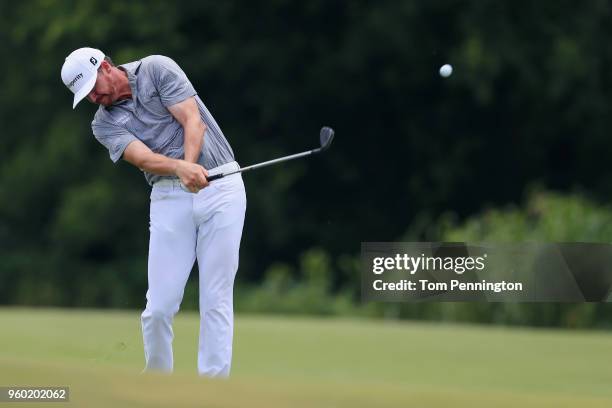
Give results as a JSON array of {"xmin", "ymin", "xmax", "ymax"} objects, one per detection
[
  {"xmin": 90, "ymin": 57, "xmax": 98, "ymax": 65},
  {"xmin": 68, "ymin": 73, "xmax": 83, "ymax": 88}
]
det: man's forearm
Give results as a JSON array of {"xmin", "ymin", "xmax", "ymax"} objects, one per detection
[
  {"xmin": 137, "ymin": 152, "xmax": 181, "ymax": 176},
  {"xmin": 184, "ymin": 120, "xmax": 206, "ymax": 163},
  {"xmin": 122, "ymin": 139, "xmax": 207, "ymax": 185}
]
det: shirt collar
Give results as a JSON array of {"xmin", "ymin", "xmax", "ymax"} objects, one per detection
[{"xmin": 114, "ymin": 60, "xmax": 142, "ymax": 107}]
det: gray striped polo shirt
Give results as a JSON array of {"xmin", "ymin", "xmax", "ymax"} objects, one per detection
[{"xmin": 91, "ymin": 55, "xmax": 235, "ymax": 185}]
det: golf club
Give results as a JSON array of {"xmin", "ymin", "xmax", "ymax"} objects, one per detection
[{"xmin": 180, "ymin": 126, "xmax": 334, "ymax": 192}]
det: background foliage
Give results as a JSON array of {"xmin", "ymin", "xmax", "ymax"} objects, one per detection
[{"xmin": 1, "ymin": 1, "xmax": 612, "ymax": 327}]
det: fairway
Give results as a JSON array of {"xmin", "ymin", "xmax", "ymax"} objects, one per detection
[{"xmin": 0, "ymin": 308, "xmax": 611, "ymax": 407}]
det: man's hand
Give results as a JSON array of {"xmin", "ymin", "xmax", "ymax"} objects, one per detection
[{"xmin": 175, "ymin": 160, "xmax": 209, "ymax": 193}]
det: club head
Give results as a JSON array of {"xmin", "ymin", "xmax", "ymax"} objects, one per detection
[{"xmin": 318, "ymin": 126, "xmax": 335, "ymax": 152}]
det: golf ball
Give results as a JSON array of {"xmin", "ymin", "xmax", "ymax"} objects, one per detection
[{"xmin": 439, "ymin": 64, "xmax": 453, "ymax": 78}]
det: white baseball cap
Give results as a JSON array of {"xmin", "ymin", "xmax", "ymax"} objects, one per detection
[{"xmin": 61, "ymin": 47, "xmax": 105, "ymax": 109}]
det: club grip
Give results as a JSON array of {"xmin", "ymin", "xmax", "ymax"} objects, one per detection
[{"xmin": 206, "ymin": 173, "xmax": 224, "ymax": 182}]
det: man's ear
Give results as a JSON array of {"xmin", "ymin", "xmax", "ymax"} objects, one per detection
[{"xmin": 99, "ymin": 60, "xmax": 112, "ymax": 73}]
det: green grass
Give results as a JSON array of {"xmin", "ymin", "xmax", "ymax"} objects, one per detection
[{"xmin": 0, "ymin": 307, "xmax": 611, "ymax": 407}]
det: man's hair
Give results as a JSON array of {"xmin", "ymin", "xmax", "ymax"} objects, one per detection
[{"xmin": 97, "ymin": 55, "xmax": 115, "ymax": 73}]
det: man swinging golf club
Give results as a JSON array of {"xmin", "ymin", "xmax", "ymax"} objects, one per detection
[{"xmin": 61, "ymin": 47, "xmax": 246, "ymax": 377}]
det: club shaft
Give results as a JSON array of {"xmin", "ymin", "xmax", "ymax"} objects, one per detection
[{"xmin": 214, "ymin": 149, "xmax": 319, "ymax": 178}]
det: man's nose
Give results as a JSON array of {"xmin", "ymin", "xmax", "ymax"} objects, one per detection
[{"xmin": 87, "ymin": 90, "xmax": 97, "ymax": 103}]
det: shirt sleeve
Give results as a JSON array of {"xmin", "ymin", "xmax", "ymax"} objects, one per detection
[
  {"xmin": 92, "ymin": 116, "xmax": 138, "ymax": 163},
  {"xmin": 150, "ymin": 55, "xmax": 197, "ymax": 107}
]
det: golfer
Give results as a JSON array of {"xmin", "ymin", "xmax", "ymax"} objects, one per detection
[{"xmin": 61, "ymin": 47, "xmax": 246, "ymax": 378}]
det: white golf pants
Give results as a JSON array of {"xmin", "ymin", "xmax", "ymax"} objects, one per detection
[{"xmin": 141, "ymin": 161, "xmax": 246, "ymax": 377}]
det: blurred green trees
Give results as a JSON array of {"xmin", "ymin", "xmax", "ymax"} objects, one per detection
[
  {"xmin": 443, "ymin": 190, "xmax": 612, "ymax": 242},
  {"xmin": 237, "ymin": 190, "xmax": 612, "ymax": 328},
  {"xmin": 1, "ymin": 2, "xmax": 612, "ymax": 326},
  {"xmin": 438, "ymin": 190, "xmax": 612, "ymax": 328}
]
